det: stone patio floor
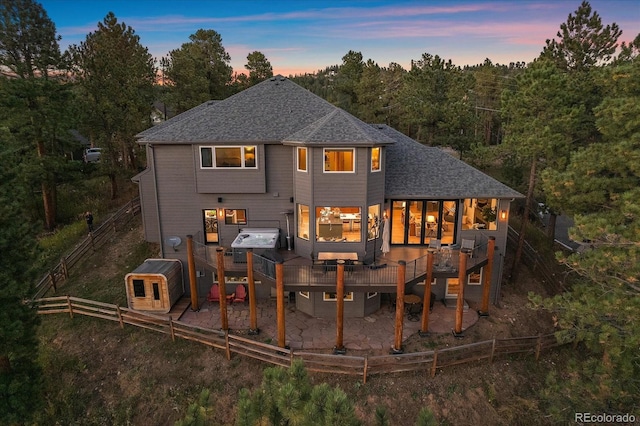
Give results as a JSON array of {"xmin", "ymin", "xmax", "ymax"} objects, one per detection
[{"xmin": 178, "ymin": 297, "xmax": 478, "ymax": 354}]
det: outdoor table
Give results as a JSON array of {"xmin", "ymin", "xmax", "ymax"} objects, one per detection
[{"xmin": 404, "ymin": 294, "xmax": 422, "ymax": 321}]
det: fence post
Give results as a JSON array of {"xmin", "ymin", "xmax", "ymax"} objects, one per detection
[
  {"xmin": 60, "ymin": 257, "xmax": 69, "ymax": 280},
  {"xmin": 490, "ymin": 338, "xmax": 496, "ymax": 363},
  {"xmin": 116, "ymin": 305, "xmax": 124, "ymax": 328},
  {"xmin": 66, "ymin": 296, "xmax": 73, "ymax": 318},
  {"xmin": 535, "ymin": 334, "xmax": 542, "ymax": 361},
  {"xmin": 225, "ymin": 330, "xmax": 231, "ymax": 360},
  {"xmin": 363, "ymin": 356, "xmax": 368, "ymax": 384},
  {"xmin": 169, "ymin": 316, "xmax": 175, "ymax": 342},
  {"xmin": 431, "ymin": 349, "xmax": 438, "ymax": 378},
  {"xmin": 49, "ymin": 271, "xmax": 57, "ymax": 292}
]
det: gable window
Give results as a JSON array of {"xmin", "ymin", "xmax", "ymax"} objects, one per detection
[
  {"xmin": 324, "ymin": 148, "xmax": 354, "ymax": 172},
  {"xmin": 297, "ymin": 147, "xmax": 307, "ymax": 172},
  {"xmin": 200, "ymin": 146, "xmax": 257, "ymax": 169},
  {"xmin": 371, "ymin": 147, "xmax": 381, "ymax": 172}
]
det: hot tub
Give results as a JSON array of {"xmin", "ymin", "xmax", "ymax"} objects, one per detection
[{"xmin": 231, "ymin": 228, "xmax": 280, "ymax": 262}]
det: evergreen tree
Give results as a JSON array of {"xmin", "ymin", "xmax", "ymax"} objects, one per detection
[
  {"xmin": 0, "ymin": 126, "xmax": 42, "ymax": 424},
  {"xmin": 0, "ymin": 0, "xmax": 73, "ymax": 230},
  {"xmin": 245, "ymin": 51, "xmax": 273, "ymax": 86},
  {"xmin": 236, "ymin": 360, "xmax": 360, "ymax": 425},
  {"xmin": 165, "ymin": 29, "xmax": 233, "ymax": 113},
  {"xmin": 68, "ymin": 12, "xmax": 156, "ymax": 197},
  {"xmin": 335, "ymin": 50, "xmax": 364, "ymax": 114},
  {"xmin": 541, "ymin": 1, "xmax": 622, "ymax": 71}
]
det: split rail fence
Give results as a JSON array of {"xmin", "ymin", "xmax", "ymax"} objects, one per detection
[
  {"xmin": 32, "ymin": 198, "xmax": 141, "ymax": 300},
  {"xmin": 34, "ymin": 295, "xmax": 567, "ymax": 383}
]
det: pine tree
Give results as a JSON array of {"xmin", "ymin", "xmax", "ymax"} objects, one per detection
[
  {"xmin": 165, "ymin": 29, "xmax": 233, "ymax": 113},
  {"xmin": 0, "ymin": 124, "xmax": 42, "ymax": 424},
  {"xmin": 68, "ymin": 12, "xmax": 156, "ymax": 197}
]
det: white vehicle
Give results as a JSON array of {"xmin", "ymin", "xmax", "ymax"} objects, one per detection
[{"xmin": 83, "ymin": 147, "xmax": 102, "ymax": 163}]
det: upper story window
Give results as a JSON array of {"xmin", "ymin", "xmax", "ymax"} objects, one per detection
[
  {"xmin": 371, "ymin": 147, "xmax": 381, "ymax": 172},
  {"xmin": 324, "ymin": 148, "xmax": 354, "ymax": 173},
  {"xmin": 200, "ymin": 146, "xmax": 257, "ymax": 169},
  {"xmin": 297, "ymin": 147, "xmax": 307, "ymax": 172}
]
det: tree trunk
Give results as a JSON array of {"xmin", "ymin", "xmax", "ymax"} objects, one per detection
[
  {"xmin": 510, "ymin": 158, "xmax": 537, "ymax": 282},
  {"xmin": 547, "ymin": 212, "xmax": 557, "ymax": 245},
  {"xmin": 0, "ymin": 355, "xmax": 10, "ymax": 374},
  {"xmin": 109, "ymin": 173, "xmax": 118, "ymax": 200},
  {"xmin": 37, "ymin": 140, "xmax": 56, "ymax": 230}
]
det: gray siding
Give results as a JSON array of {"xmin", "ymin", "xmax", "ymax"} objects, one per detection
[
  {"xmin": 135, "ymin": 166, "xmax": 160, "ymax": 243},
  {"xmin": 195, "ymin": 144, "xmax": 266, "ymax": 194}
]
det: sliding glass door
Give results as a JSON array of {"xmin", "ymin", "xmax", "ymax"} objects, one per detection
[{"xmin": 390, "ymin": 199, "xmax": 458, "ymax": 245}]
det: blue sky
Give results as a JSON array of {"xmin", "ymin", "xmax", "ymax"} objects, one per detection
[{"xmin": 40, "ymin": 0, "xmax": 639, "ymax": 75}]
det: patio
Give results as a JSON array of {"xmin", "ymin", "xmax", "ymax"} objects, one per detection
[{"xmin": 178, "ymin": 296, "xmax": 479, "ymax": 353}]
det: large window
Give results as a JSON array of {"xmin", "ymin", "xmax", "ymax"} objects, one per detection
[
  {"xmin": 297, "ymin": 204, "xmax": 309, "ymax": 240},
  {"xmin": 462, "ymin": 198, "xmax": 497, "ymax": 230},
  {"xmin": 297, "ymin": 147, "xmax": 307, "ymax": 172},
  {"xmin": 200, "ymin": 146, "xmax": 257, "ymax": 169},
  {"xmin": 324, "ymin": 148, "xmax": 354, "ymax": 172},
  {"xmin": 316, "ymin": 206, "xmax": 361, "ymax": 242},
  {"xmin": 367, "ymin": 204, "xmax": 380, "ymax": 241},
  {"xmin": 225, "ymin": 209, "xmax": 247, "ymax": 225},
  {"xmin": 371, "ymin": 147, "xmax": 381, "ymax": 172}
]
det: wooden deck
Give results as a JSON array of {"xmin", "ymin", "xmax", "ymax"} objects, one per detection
[{"xmin": 193, "ymin": 243, "xmax": 488, "ymax": 293}]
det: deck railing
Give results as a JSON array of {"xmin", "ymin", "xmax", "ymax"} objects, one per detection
[{"xmin": 193, "ymin": 239, "xmax": 488, "ymax": 289}]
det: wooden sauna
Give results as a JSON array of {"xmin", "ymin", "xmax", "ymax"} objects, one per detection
[{"xmin": 125, "ymin": 259, "xmax": 183, "ymax": 313}]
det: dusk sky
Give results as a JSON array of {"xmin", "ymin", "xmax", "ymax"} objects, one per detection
[{"xmin": 40, "ymin": 0, "xmax": 639, "ymax": 76}]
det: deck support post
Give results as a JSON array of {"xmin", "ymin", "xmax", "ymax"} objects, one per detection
[
  {"xmin": 246, "ymin": 250, "xmax": 259, "ymax": 335},
  {"xmin": 420, "ymin": 251, "xmax": 435, "ymax": 337},
  {"xmin": 216, "ymin": 248, "xmax": 229, "ymax": 331},
  {"xmin": 453, "ymin": 252, "xmax": 468, "ymax": 337},
  {"xmin": 187, "ymin": 235, "xmax": 199, "ymax": 311},
  {"xmin": 276, "ymin": 261, "xmax": 286, "ymax": 349},
  {"xmin": 334, "ymin": 260, "xmax": 346, "ymax": 354},
  {"xmin": 391, "ymin": 260, "xmax": 406, "ymax": 354},
  {"xmin": 478, "ymin": 236, "xmax": 496, "ymax": 317}
]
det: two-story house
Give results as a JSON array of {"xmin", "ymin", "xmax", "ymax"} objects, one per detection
[{"xmin": 133, "ymin": 75, "xmax": 522, "ymax": 318}]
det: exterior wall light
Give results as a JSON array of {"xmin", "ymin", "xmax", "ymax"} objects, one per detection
[{"xmin": 500, "ymin": 210, "xmax": 508, "ymax": 221}]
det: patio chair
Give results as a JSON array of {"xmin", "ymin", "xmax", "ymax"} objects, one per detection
[
  {"xmin": 460, "ymin": 238, "xmax": 475, "ymax": 258},
  {"xmin": 232, "ymin": 284, "xmax": 247, "ymax": 304},
  {"xmin": 206, "ymin": 284, "xmax": 220, "ymax": 302}
]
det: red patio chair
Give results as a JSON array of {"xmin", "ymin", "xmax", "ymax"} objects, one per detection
[
  {"xmin": 206, "ymin": 284, "xmax": 220, "ymax": 302},
  {"xmin": 232, "ymin": 284, "xmax": 247, "ymax": 304}
]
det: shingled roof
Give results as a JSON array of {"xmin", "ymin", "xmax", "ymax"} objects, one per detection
[
  {"xmin": 136, "ymin": 76, "xmax": 521, "ymax": 200},
  {"xmin": 378, "ymin": 124, "xmax": 523, "ymax": 199},
  {"xmin": 137, "ymin": 75, "xmax": 392, "ymax": 146},
  {"xmin": 284, "ymin": 109, "xmax": 394, "ymax": 146}
]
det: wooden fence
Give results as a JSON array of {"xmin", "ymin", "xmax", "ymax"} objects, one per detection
[
  {"xmin": 32, "ymin": 198, "xmax": 141, "ymax": 300},
  {"xmin": 507, "ymin": 226, "xmax": 573, "ymax": 295},
  {"xmin": 34, "ymin": 295, "xmax": 567, "ymax": 383}
]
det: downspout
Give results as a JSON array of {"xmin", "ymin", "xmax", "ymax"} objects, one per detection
[{"xmin": 150, "ymin": 144, "xmax": 164, "ymax": 258}]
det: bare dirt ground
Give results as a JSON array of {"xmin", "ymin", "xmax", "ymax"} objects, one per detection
[{"xmin": 37, "ymin": 219, "xmax": 562, "ymax": 425}]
